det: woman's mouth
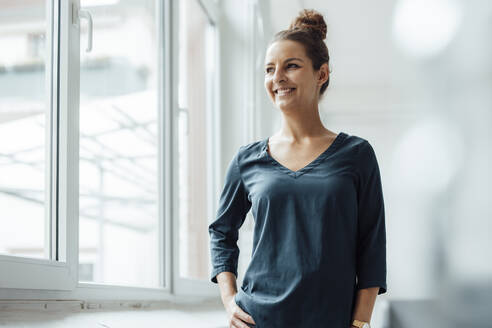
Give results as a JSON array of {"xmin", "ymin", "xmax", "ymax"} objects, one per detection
[{"xmin": 275, "ymin": 88, "xmax": 296, "ymax": 96}]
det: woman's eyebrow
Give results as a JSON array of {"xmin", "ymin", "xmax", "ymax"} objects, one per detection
[{"xmin": 265, "ymin": 57, "xmax": 304, "ymax": 66}]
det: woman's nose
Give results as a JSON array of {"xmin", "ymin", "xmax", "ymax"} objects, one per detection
[{"xmin": 272, "ymin": 68, "xmax": 286, "ymax": 83}]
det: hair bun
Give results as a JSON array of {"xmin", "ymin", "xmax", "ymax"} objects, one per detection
[{"xmin": 289, "ymin": 9, "xmax": 327, "ymax": 40}]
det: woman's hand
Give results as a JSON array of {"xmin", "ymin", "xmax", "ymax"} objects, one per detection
[{"xmin": 225, "ymin": 293, "xmax": 256, "ymax": 328}]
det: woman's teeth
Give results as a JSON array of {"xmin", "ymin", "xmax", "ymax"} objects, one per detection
[{"xmin": 276, "ymin": 88, "xmax": 295, "ymax": 96}]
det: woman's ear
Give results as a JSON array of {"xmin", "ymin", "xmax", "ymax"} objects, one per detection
[{"xmin": 317, "ymin": 62, "xmax": 329, "ymax": 86}]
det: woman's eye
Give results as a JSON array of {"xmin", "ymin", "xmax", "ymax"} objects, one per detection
[{"xmin": 265, "ymin": 64, "xmax": 298, "ymax": 74}]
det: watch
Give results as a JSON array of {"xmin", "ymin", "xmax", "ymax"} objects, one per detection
[{"xmin": 352, "ymin": 319, "xmax": 371, "ymax": 328}]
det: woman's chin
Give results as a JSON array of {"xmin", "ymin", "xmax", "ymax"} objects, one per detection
[{"xmin": 275, "ymin": 101, "xmax": 297, "ymax": 111}]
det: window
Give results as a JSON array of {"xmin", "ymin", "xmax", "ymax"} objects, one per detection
[
  {"xmin": 78, "ymin": 0, "xmax": 160, "ymax": 288},
  {"xmin": 173, "ymin": 0, "xmax": 220, "ymax": 296},
  {"xmin": 0, "ymin": 0, "xmax": 221, "ymax": 299},
  {"xmin": 0, "ymin": 0, "xmax": 78, "ymax": 291},
  {"xmin": 177, "ymin": 0, "xmax": 217, "ymax": 282},
  {"xmin": 0, "ymin": 0, "xmax": 50, "ymax": 260}
]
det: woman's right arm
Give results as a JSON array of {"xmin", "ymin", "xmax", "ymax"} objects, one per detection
[
  {"xmin": 217, "ymin": 271, "xmax": 238, "ymax": 305},
  {"xmin": 208, "ymin": 149, "xmax": 255, "ymax": 327},
  {"xmin": 216, "ymin": 272, "xmax": 256, "ymax": 328}
]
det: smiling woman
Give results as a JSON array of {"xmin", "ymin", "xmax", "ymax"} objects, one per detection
[{"xmin": 209, "ymin": 8, "xmax": 387, "ymax": 328}]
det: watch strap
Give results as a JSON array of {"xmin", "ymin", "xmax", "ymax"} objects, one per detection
[{"xmin": 352, "ymin": 319, "xmax": 370, "ymax": 328}]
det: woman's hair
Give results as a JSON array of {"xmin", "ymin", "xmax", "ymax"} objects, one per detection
[{"xmin": 270, "ymin": 9, "xmax": 331, "ymax": 97}]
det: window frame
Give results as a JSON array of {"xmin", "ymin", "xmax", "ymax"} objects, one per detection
[{"xmin": 171, "ymin": 0, "xmax": 221, "ymax": 297}]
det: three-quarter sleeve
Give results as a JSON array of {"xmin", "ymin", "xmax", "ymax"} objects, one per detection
[
  {"xmin": 208, "ymin": 149, "xmax": 252, "ymax": 284},
  {"xmin": 355, "ymin": 141, "xmax": 387, "ymax": 295}
]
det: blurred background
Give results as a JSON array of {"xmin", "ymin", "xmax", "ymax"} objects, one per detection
[{"xmin": 0, "ymin": 0, "xmax": 490, "ymax": 327}]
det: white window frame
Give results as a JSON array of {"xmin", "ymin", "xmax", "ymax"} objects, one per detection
[
  {"xmin": 0, "ymin": 0, "xmax": 226, "ymax": 301},
  {"xmin": 172, "ymin": 0, "xmax": 221, "ymax": 297}
]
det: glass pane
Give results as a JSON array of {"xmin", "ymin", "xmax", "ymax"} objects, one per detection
[
  {"xmin": 0, "ymin": 1, "xmax": 49, "ymax": 259},
  {"xmin": 178, "ymin": 0, "xmax": 215, "ymax": 280},
  {"xmin": 78, "ymin": 0, "xmax": 159, "ymax": 287}
]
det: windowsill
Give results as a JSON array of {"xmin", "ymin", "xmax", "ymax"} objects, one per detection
[
  {"xmin": 0, "ymin": 299, "xmax": 228, "ymax": 328},
  {"xmin": 0, "ymin": 298, "xmax": 392, "ymax": 327}
]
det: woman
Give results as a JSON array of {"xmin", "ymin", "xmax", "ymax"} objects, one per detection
[{"xmin": 209, "ymin": 9, "xmax": 387, "ymax": 328}]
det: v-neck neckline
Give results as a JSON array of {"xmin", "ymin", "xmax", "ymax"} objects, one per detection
[{"xmin": 261, "ymin": 132, "xmax": 347, "ymax": 179}]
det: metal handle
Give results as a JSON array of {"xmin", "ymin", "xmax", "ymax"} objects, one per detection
[{"xmin": 72, "ymin": 3, "xmax": 93, "ymax": 52}]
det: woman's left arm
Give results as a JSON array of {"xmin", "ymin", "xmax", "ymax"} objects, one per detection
[
  {"xmin": 350, "ymin": 286, "xmax": 379, "ymax": 327},
  {"xmin": 353, "ymin": 141, "xmax": 388, "ymax": 327}
]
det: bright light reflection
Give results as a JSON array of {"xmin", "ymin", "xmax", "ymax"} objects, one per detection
[
  {"xmin": 391, "ymin": 116, "xmax": 465, "ymax": 195},
  {"xmin": 392, "ymin": 0, "xmax": 462, "ymax": 58}
]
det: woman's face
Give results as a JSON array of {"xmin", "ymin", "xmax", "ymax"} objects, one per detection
[{"xmin": 264, "ymin": 40, "xmax": 324, "ymax": 111}]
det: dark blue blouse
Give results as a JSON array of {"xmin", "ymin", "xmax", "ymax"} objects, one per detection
[{"xmin": 208, "ymin": 132, "xmax": 387, "ymax": 328}]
